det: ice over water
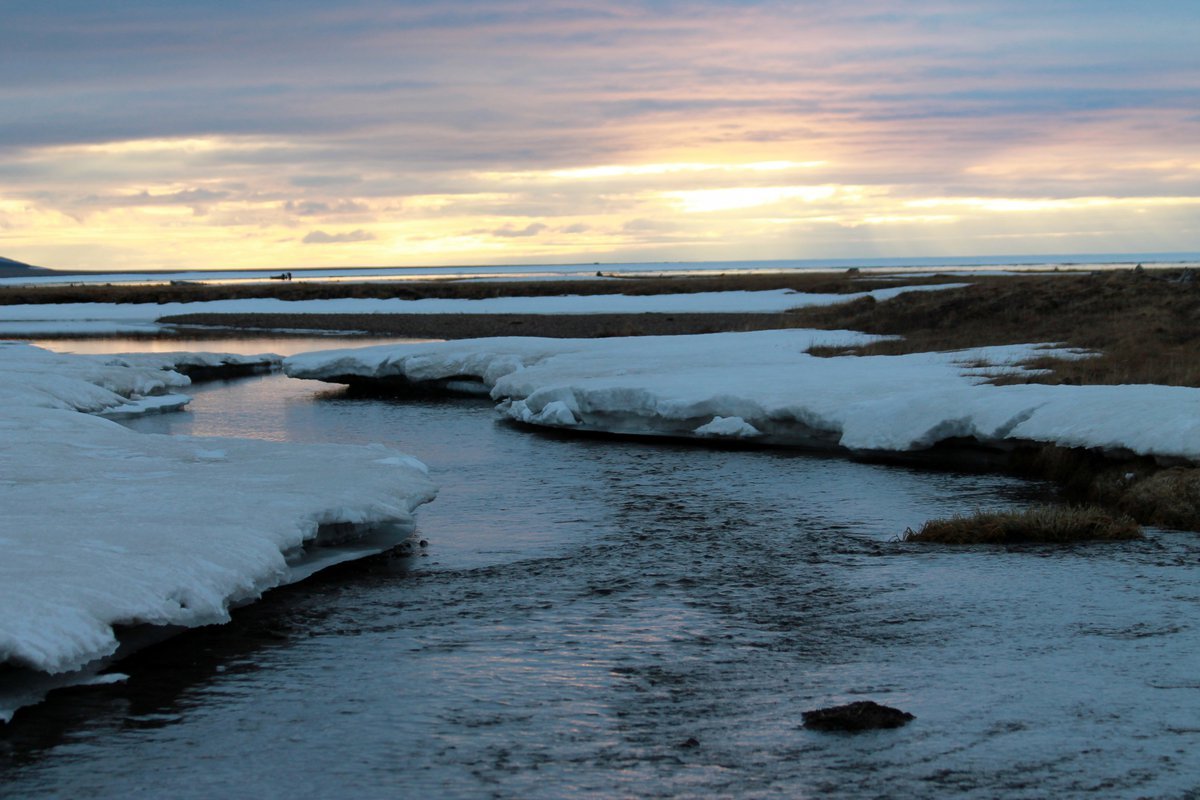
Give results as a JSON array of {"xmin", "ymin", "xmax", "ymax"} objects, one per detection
[
  {"xmin": 0, "ymin": 343, "xmax": 436, "ymax": 721},
  {"xmin": 285, "ymin": 330, "xmax": 1200, "ymax": 462}
]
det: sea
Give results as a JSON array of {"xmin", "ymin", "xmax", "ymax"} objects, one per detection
[{"xmin": 3, "ymin": 251, "xmax": 1199, "ymax": 287}]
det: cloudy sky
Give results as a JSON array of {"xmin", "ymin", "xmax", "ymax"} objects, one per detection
[{"xmin": 2, "ymin": 0, "xmax": 1198, "ymax": 270}]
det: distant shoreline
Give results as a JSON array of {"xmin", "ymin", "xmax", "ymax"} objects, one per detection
[{"xmin": 5, "ymin": 251, "xmax": 1200, "ymax": 286}]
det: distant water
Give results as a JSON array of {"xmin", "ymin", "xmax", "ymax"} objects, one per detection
[
  {"xmin": 4, "ymin": 251, "xmax": 1199, "ymax": 287},
  {"xmin": 3, "ymin": 337, "xmax": 1199, "ymax": 798}
]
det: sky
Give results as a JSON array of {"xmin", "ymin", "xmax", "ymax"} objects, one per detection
[{"xmin": 1, "ymin": 0, "xmax": 1198, "ymax": 271}]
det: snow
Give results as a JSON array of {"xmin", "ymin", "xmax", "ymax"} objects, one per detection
[
  {"xmin": 0, "ymin": 343, "xmax": 280, "ymax": 416},
  {"xmin": 0, "ymin": 343, "xmax": 436, "ymax": 721},
  {"xmin": 694, "ymin": 415, "xmax": 762, "ymax": 438},
  {"xmin": 0, "ymin": 284, "xmax": 964, "ymax": 335},
  {"xmin": 284, "ymin": 330, "xmax": 1200, "ymax": 463}
]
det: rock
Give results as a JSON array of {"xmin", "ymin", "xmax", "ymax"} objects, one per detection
[
  {"xmin": 678, "ymin": 737, "xmax": 700, "ymax": 748},
  {"xmin": 801, "ymin": 700, "xmax": 915, "ymax": 732}
]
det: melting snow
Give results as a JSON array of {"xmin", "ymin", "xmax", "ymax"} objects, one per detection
[
  {"xmin": 0, "ymin": 343, "xmax": 436, "ymax": 721},
  {"xmin": 285, "ymin": 330, "xmax": 1200, "ymax": 463}
]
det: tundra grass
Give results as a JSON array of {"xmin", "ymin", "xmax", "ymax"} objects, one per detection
[
  {"xmin": 795, "ymin": 268, "xmax": 1200, "ymax": 387},
  {"xmin": 903, "ymin": 505, "xmax": 1142, "ymax": 544}
]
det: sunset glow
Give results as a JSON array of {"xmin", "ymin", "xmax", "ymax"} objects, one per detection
[{"xmin": 2, "ymin": 1, "xmax": 1198, "ymax": 270}]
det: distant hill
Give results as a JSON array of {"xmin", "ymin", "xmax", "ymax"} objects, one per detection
[{"xmin": 0, "ymin": 256, "xmax": 52, "ymax": 278}]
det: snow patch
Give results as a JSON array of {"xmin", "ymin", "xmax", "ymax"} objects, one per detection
[
  {"xmin": 0, "ymin": 344, "xmax": 436, "ymax": 721},
  {"xmin": 286, "ymin": 330, "xmax": 1200, "ymax": 463},
  {"xmin": 694, "ymin": 416, "xmax": 763, "ymax": 438}
]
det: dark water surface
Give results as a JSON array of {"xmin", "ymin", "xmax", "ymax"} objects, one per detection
[{"xmin": 3, "ymin": 338, "xmax": 1199, "ymax": 798}]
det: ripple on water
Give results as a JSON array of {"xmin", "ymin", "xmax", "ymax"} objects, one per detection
[{"xmin": 3, "ymin": 351, "xmax": 1200, "ymax": 798}]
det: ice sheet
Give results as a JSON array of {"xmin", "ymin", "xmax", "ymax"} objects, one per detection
[{"xmin": 285, "ymin": 330, "xmax": 1200, "ymax": 462}]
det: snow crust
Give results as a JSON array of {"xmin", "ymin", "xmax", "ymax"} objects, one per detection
[
  {"xmin": 0, "ymin": 344, "xmax": 435, "ymax": 718},
  {"xmin": 285, "ymin": 330, "xmax": 1200, "ymax": 463},
  {"xmin": 0, "ymin": 284, "xmax": 963, "ymax": 335}
]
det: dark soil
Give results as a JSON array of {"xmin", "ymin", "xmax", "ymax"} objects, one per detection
[{"xmin": 160, "ymin": 311, "xmax": 817, "ymax": 339}]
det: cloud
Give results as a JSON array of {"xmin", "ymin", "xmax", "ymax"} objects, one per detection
[
  {"xmin": 621, "ymin": 218, "xmax": 678, "ymax": 233},
  {"xmin": 284, "ymin": 199, "xmax": 368, "ymax": 216},
  {"xmin": 3, "ymin": 1, "xmax": 1200, "ymax": 268},
  {"xmin": 492, "ymin": 222, "xmax": 548, "ymax": 238},
  {"xmin": 289, "ymin": 174, "xmax": 364, "ymax": 188},
  {"xmin": 301, "ymin": 228, "xmax": 376, "ymax": 244},
  {"xmin": 80, "ymin": 188, "xmax": 229, "ymax": 208}
]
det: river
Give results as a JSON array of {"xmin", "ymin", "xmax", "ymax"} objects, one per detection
[{"xmin": 2, "ymin": 337, "xmax": 1199, "ymax": 798}]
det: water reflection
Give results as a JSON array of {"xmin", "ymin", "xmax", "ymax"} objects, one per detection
[{"xmin": 4, "ymin": 340, "xmax": 1199, "ymax": 798}]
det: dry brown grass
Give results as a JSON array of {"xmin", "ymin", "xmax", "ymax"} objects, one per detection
[
  {"xmin": 1119, "ymin": 468, "xmax": 1200, "ymax": 530},
  {"xmin": 1004, "ymin": 444, "xmax": 1200, "ymax": 531},
  {"xmin": 159, "ymin": 311, "xmax": 815, "ymax": 339},
  {"xmin": 794, "ymin": 269, "xmax": 1200, "ymax": 387},
  {"xmin": 902, "ymin": 505, "xmax": 1143, "ymax": 544}
]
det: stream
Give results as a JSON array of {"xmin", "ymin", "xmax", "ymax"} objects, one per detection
[{"xmin": 2, "ymin": 337, "xmax": 1199, "ymax": 799}]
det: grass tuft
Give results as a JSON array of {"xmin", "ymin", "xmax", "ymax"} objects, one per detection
[
  {"xmin": 902, "ymin": 505, "xmax": 1142, "ymax": 544},
  {"xmin": 1119, "ymin": 468, "xmax": 1200, "ymax": 530}
]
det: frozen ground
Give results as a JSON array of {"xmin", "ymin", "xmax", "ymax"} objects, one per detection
[
  {"xmin": 0, "ymin": 343, "xmax": 436, "ymax": 721},
  {"xmin": 0, "ymin": 284, "xmax": 962, "ymax": 336},
  {"xmin": 284, "ymin": 329, "xmax": 1200, "ymax": 464}
]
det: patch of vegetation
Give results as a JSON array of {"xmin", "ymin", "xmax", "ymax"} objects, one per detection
[
  {"xmin": 1119, "ymin": 468, "xmax": 1200, "ymax": 530},
  {"xmin": 792, "ymin": 268, "xmax": 1200, "ymax": 387},
  {"xmin": 161, "ymin": 311, "xmax": 818, "ymax": 339},
  {"xmin": 902, "ymin": 505, "xmax": 1142, "ymax": 544},
  {"xmin": 1007, "ymin": 445, "xmax": 1200, "ymax": 531}
]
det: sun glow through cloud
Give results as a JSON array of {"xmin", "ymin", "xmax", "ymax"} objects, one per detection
[{"xmin": 1, "ymin": 1, "xmax": 1198, "ymax": 270}]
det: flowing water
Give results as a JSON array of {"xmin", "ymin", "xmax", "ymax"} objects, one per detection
[{"xmin": 3, "ymin": 337, "xmax": 1199, "ymax": 798}]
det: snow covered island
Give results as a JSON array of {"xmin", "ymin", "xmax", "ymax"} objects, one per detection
[
  {"xmin": 284, "ymin": 330, "xmax": 1200, "ymax": 464},
  {"xmin": 0, "ymin": 343, "xmax": 437, "ymax": 722}
]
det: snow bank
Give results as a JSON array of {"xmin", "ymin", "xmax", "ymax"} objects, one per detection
[
  {"xmin": 285, "ymin": 330, "xmax": 1200, "ymax": 463},
  {"xmin": 0, "ymin": 344, "xmax": 435, "ymax": 720},
  {"xmin": 0, "ymin": 344, "xmax": 281, "ymax": 416},
  {"xmin": 0, "ymin": 284, "xmax": 963, "ymax": 335}
]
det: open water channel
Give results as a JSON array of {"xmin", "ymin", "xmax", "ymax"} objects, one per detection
[{"xmin": 3, "ymin": 336, "xmax": 1199, "ymax": 798}]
